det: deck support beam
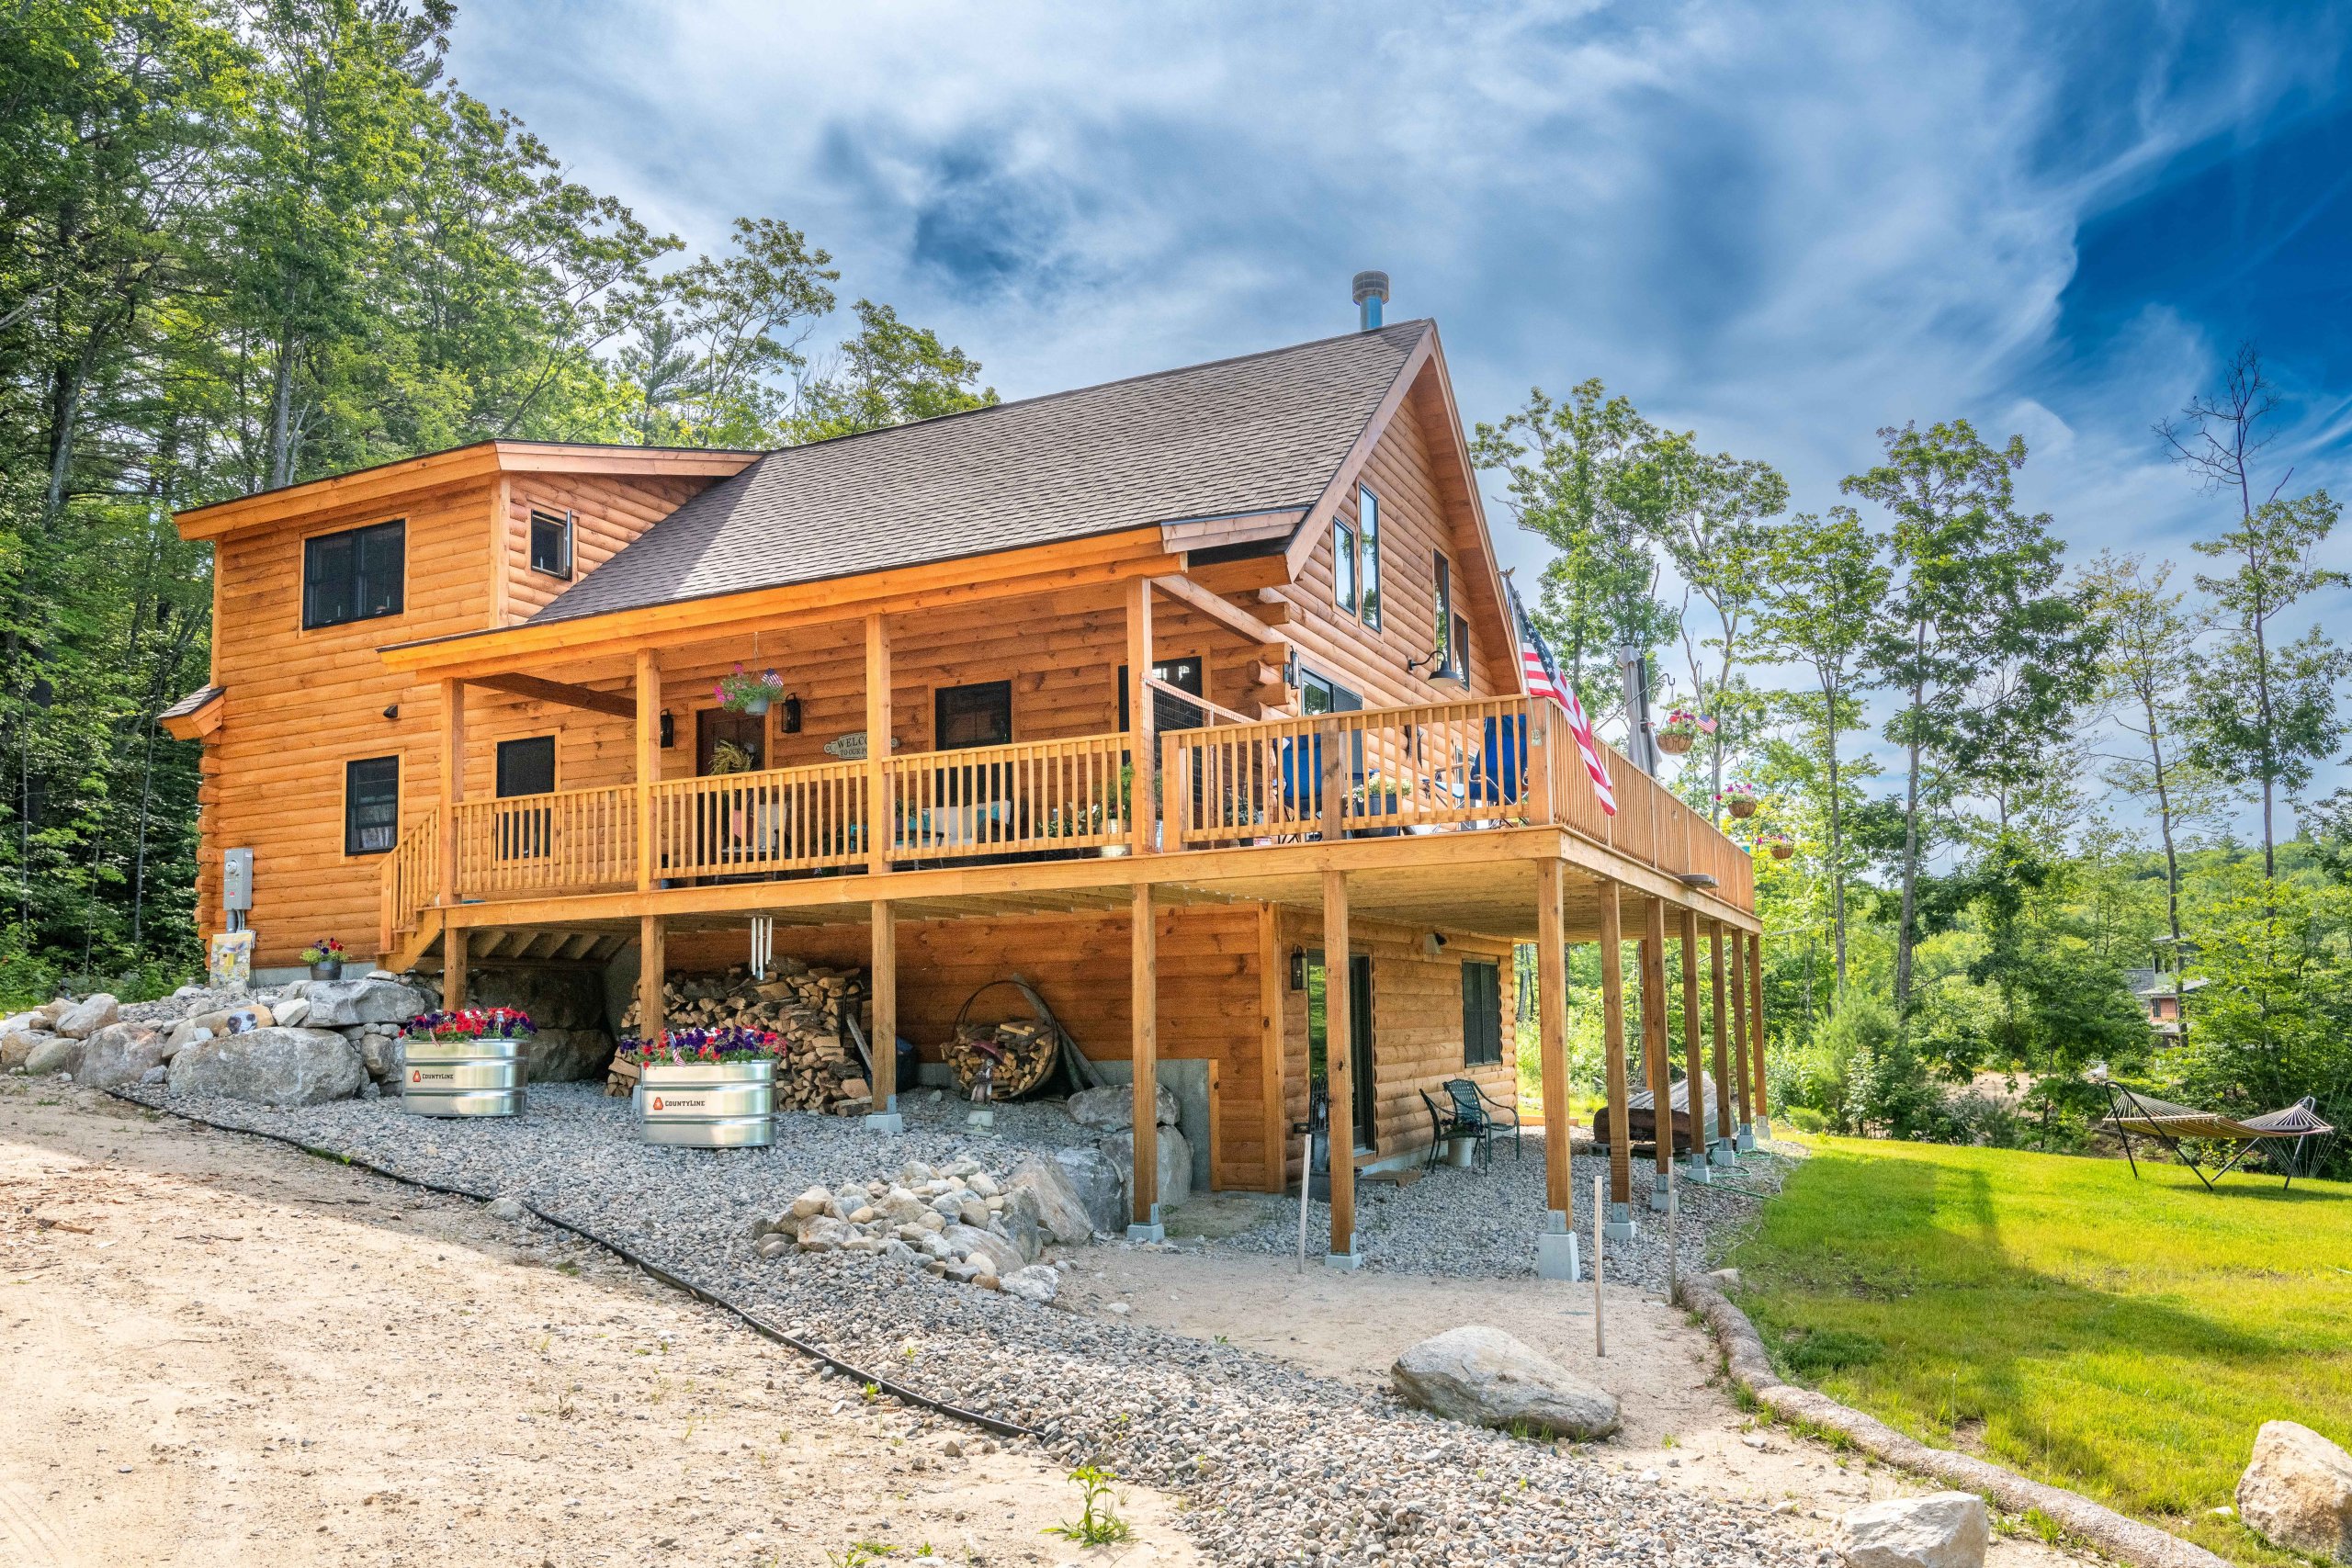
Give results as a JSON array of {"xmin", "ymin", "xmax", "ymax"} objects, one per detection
[
  {"xmin": 1127, "ymin": 885, "xmax": 1162, "ymax": 1238},
  {"xmin": 438, "ymin": 677, "xmax": 465, "ymax": 906},
  {"xmin": 634, "ymin": 652, "xmax": 660, "ymax": 892},
  {"xmin": 1534, "ymin": 857, "xmax": 1580, "ymax": 1280},
  {"xmin": 1709, "ymin": 920, "xmax": 1736, "ymax": 1167},
  {"xmin": 1749, "ymin": 931, "xmax": 1770, "ymax": 1138},
  {"xmin": 1731, "ymin": 923, "xmax": 1754, "ymax": 1151},
  {"xmin": 866, "ymin": 900, "xmax": 901, "ymax": 1132},
  {"xmin": 442, "ymin": 925, "xmax": 468, "ymax": 1010},
  {"xmin": 1679, "ymin": 905, "xmax": 1709, "ymax": 1183},
  {"xmin": 637, "ymin": 914, "xmax": 665, "ymax": 1041},
  {"xmin": 1641, "ymin": 896, "xmax": 1673, "ymax": 1212},
  {"xmin": 1598, "ymin": 880, "xmax": 1634, "ymax": 1240},
  {"xmin": 864, "ymin": 615, "xmax": 892, "ymax": 874},
  {"xmin": 1125, "ymin": 576, "xmax": 1155, "ymax": 857},
  {"xmin": 1256, "ymin": 903, "xmax": 1286, "ymax": 1195},
  {"xmin": 1322, "ymin": 868, "xmax": 1358, "ymax": 1267}
]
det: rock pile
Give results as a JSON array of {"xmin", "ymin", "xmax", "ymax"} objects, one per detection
[
  {"xmin": 749, "ymin": 1153, "xmax": 1087, "ymax": 1303},
  {"xmin": 616, "ymin": 962, "xmax": 871, "ymax": 1113}
]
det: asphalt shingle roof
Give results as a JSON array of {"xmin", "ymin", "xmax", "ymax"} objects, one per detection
[{"xmin": 531, "ymin": 320, "xmax": 1430, "ymax": 624}]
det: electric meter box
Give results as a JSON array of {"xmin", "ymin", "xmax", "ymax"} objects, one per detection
[{"xmin": 222, "ymin": 848, "xmax": 254, "ymax": 912}]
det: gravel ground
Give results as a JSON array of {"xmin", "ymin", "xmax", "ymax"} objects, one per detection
[
  {"xmin": 1214, "ymin": 1132, "xmax": 1796, "ymax": 1294},
  {"xmin": 122, "ymin": 1083, "xmax": 1819, "ymax": 1568}
]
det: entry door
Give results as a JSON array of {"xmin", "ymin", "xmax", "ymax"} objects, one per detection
[{"xmin": 1306, "ymin": 948, "xmax": 1378, "ymax": 1154}]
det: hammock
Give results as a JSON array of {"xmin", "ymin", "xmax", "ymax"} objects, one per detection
[{"xmin": 2101, "ymin": 1084, "xmax": 2335, "ymax": 1190}]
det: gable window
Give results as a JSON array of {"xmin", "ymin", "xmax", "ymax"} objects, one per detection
[
  {"xmin": 1462, "ymin": 959, "xmax": 1503, "ymax": 1066},
  {"xmin": 1332, "ymin": 520, "xmax": 1358, "ymax": 615},
  {"xmin": 934, "ymin": 681, "xmax": 1012, "ymax": 750},
  {"xmin": 1358, "ymin": 487, "xmax": 1383, "ymax": 629},
  {"xmin": 344, "ymin": 756, "xmax": 401, "ymax": 856},
  {"xmin": 528, "ymin": 508, "xmax": 573, "ymax": 579},
  {"xmin": 1452, "ymin": 610, "xmax": 1471, "ymax": 683},
  {"xmin": 1432, "ymin": 553, "xmax": 1454, "ymax": 675},
  {"xmin": 302, "ymin": 519, "xmax": 405, "ymax": 630}
]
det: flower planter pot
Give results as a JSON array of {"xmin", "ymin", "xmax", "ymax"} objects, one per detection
[
  {"xmin": 308, "ymin": 959, "xmax": 343, "ymax": 981},
  {"xmin": 1770, "ymin": 842, "xmax": 1794, "ymax": 861},
  {"xmin": 401, "ymin": 1037, "xmax": 526, "ymax": 1118},
  {"xmin": 635, "ymin": 1059, "xmax": 775, "ymax": 1148},
  {"xmin": 733, "ymin": 696, "xmax": 772, "ymax": 716},
  {"xmin": 1726, "ymin": 798, "xmax": 1757, "ymax": 819},
  {"xmin": 1657, "ymin": 732, "xmax": 1694, "ymax": 755}
]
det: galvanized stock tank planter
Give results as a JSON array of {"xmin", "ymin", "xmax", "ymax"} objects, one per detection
[
  {"xmin": 400, "ymin": 1008, "xmax": 534, "ymax": 1118},
  {"xmin": 624, "ymin": 1027, "xmax": 787, "ymax": 1149}
]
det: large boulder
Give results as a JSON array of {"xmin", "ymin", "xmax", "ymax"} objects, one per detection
[
  {"xmin": 1051, "ymin": 1145, "xmax": 1129, "ymax": 1236},
  {"xmin": 167, "ymin": 1027, "xmax": 366, "ymax": 1106},
  {"xmin": 75, "ymin": 1023, "xmax": 173, "ymax": 1090},
  {"xmin": 1000, "ymin": 1265, "xmax": 1060, "ymax": 1304},
  {"xmin": 1100, "ymin": 1124, "xmax": 1193, "ymax": 1213},
  {"xmin": 52, "ymin": 993, "xmax": 119, "ymax": 1040},
  {"xmin": 2239, "ymin": 1420, "xmax": 2352, "ymax": 1562},
  {"xmin": 1065, "ymin": 1082, "xmax": 1179, "ymax": 1132},
  {"xmin": 942, "ymin": 1223, "xmax": 1025, "ymax": 1280},
  {"xmin": 1835, "ymin": 1494, "xmax": 1989, "ymax": 1568},
  {"xmin": 465, "ymin": 965, "xmax": 614, "ymax": 1082},
  {"xmin": 25, "ymin": 1034, "xmax": 85, "ymax": 1077},
  {"xmin": 1389, "ymin": 1325, "xmax": 1622, "ymax": 1440},
  {"xmin": 2, "ymin": 1026, "xmax": 57, "ymax": 1070},
  {"xmin": 298, "ymin": 976, "xmax": 433, "ymax": 1030},
  {"xmin": 1009, "ymin": 1153, "xmax": 1098, "ymax": 1245}
]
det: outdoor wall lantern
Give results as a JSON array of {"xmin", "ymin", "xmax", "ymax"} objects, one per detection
[
  {"xmin": 659, "ymin": 709, "xmax": 675, "ymax": 749},
  {"xmin": 1289, "ymin": 947, "xmax": 1306, "ymax": 991},
  {"xmin": 780, "ymin": 694, "xmax": 803, "ymax": 734}
]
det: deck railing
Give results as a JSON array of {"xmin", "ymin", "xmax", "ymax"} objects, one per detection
[
  {"xmin": 379, "ymin": 694, "xmax": 1755, "ymax": 943},
  {"xmin": 379, "ymin": 807, "xmax": 440, "ymax": 952},
  {"xmin": 453, "ymin": 784, "xmax": 638, "ymax": 899},
  {"xmin": 649, "ymin": 761, "xmax": 866, "ymax": 880}
]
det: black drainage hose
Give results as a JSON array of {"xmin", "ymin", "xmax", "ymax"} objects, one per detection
[{"xmin": 113, "ymin": 1090, "xmax": 1034, "ymax": 1440}]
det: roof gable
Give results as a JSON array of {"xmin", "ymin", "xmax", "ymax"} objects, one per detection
[{"xmin": 529, "ymin": 321, "xmax": 1433, "ymax": 626}]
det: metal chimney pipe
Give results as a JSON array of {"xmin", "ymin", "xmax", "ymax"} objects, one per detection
[{"xmin": 1351, "ymin": 270, "xmax": 1389, "ymax": 332}]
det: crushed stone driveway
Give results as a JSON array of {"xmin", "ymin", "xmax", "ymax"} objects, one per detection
[{"xmin": 0, "ymin": 1081, "xmax": 1195, "ymax": 1567}]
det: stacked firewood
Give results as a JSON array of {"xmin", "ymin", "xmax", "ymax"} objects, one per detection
[
  {"xmin": 942, "ymin": 1018, "xmax": 1058, "ymax": 1100},
  {"xmin": 611, "ymin": 961, "xmax": 873, "ymax": 1113}
]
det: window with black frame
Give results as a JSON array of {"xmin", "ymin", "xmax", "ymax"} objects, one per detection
[
  {"xmin": 1462, "ymin": 958, "xmax": 1503, "ymax": 1066},
  {"xmin": 344, "ymin": 756, "xmax": 400, "ymax": 855},
  {"xmin": 303, "ymin": 519, "xmax": 405, "ymax": 630},
  {"xmin": 933, "ymin": 681, "xmax": 1012, "ymax": 826},
  {"xmin": 495, "ymin": 736, "xmax": 557, "ymax": 860},
  {"xmin": 528, "ymin": 509, "xmax": 572, "ymax": 578}
]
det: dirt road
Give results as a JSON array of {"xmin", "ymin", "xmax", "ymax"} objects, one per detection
[{"xmin": 0, "ymin": 1082, "xmax": 1192, "ymax": 1568}]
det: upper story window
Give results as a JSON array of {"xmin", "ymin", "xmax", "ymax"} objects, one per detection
[
  {"xmin": 934, "ymin": 680, "xmax": 1012, "ymax": 750},
  {"xmin": 1332, "ymin": 519, "xmax": 1358, "ymax": 615},
  {"xmin": 528, "ymin": 508, "xmax": 573, "ymax": 579},
  {"xmin": 302, "ymin": 518, "xmax": 405, "ymax": 630},
  {"xmin": 1358, "ymin": 487, "xmax": 1382, "ymax": 630},
  {"xmin": 1432, "ymin": 552, "xmax": 1454, "ymax": 675}
]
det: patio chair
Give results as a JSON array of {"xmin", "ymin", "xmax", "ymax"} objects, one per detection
[
  {"xmin": 1442, "ymin": 1077, "xmax": 1521, "ymax": 1167},
  {"xmin": 1419, "ymin": 1088, "xmax": 1481, "ymax": 1170}
]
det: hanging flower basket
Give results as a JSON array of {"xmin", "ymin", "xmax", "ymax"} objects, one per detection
[
  {"xmin": 716, "ymin": 664, "xmax": 786, "ymax": 716},
  {"xmin": 400, "ymin": 1008, "xmax": 535, "ymax": 1118},
  {"xmin": 621, "ymin": 1028, "xmax": 786, "ymax": 1148},
  {"xmin": 1719, "ymin": 783, "xmax": 1758, "ymax": 820},
  {"xmin": 1768, "ymin": 834, "xmax": 1794, "ymax": 861},
  {"xmin": 1657, "ymin": 710, "xmax": 1714, "ymax": 757}
]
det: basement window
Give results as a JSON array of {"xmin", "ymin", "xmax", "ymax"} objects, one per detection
[
  {"xmin": 344, "ymin": 756, "xmax": 401, "ymax": 856},
  {"xmin": 528, "ymin": 508, "xmax": 573, "ymax": 579},
  {"xmin": 302, "ymin": 519, "xmax": 405, "ymax": 630},
  {"xmin": 1462, "ymin": 959, "xmax": 1502, "ymax": 1066}
]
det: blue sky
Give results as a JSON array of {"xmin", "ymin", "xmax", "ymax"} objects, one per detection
[{"xmin": 449, "ymin": 0, "xmax": 2352, "ymax": 838}]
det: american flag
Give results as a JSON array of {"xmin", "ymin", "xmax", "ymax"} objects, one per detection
[{"xmin": 1510, "ymin": 581, "xmax": 1616, "ymax": 817}]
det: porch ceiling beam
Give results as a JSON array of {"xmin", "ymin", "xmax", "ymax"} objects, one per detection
[
  {"xmin": 1148, "ymin": 574, "xmax": 1287, "ymax": 648},
  {"xmin": 469, "ymin": 672, "xmax": 635, "ymax": 719}
]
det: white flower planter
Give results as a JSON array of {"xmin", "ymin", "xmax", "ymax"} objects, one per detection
[
  {"xmin": 401, "ymin": 1037, "xmax": 526, "ymax": 1118},
  {"xmin": 634, "ymin": 1059, "xmax": 776, "ymax": 1148}
]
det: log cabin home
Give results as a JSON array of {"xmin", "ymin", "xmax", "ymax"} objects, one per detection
[{"xmin": 164, "ymin": 294, "xmax": 1768, "ymax": 1264}]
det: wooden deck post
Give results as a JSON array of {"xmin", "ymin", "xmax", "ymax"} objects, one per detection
[
  {"xmin": 1534, "ymin": 857, "xmax": 1580, "ymax": 1280},
  {"xmin": 1256, "ymin": 903, "xmax": 1287, "ymax": 1195},
  {"xmin": 1679, "ymin": 905, "xmax": 1709, "ymax": 1181},
  {"xmin": 438, "ymin": 677, "xmax": 464, "ymax": 906},
  {"xmin": 634, "ymin": 650, "xmax": 660, "ymax": 893},
  {"xmin": 1748, "ymin": 930, "xmax": 1769, "ymax": 1135},
  {"xmin": 442, "ymin": 924, "xmax": 468, "ymax": 1011},
  {"xmin": 1709, "ymin": 920, "xmax": 1736, "ymax": 1168},
  {"xmin": 864, "ymin": 614, "xmax": 892, "ymax": 873},
  {"xmin": 1730, "ymin": 922, "xmax": 1754, "ymax": 1151},
  {"xmin": 1128, "ymin": 884, "xmax": 1162, "ymax": 1236},
  {"xmin": 637, "ymin": 914, "xmax": 665, "ymax": 1041},
  {"xmin": 1598, "ymin": 879, "xmax": 1634, "ymax": 1240},
  {"xmin": 1322, "ymin": 868, "xmax": 1358, "ymax": 1266},
  {"xmin": 1125, "ymin": 576, "xmax": 1155, "ymax": 856},
  {"xmin": 1641, "ymin": 896, "xmax": 1672, "ymax": 1212},
  {"xmin": 866, "ymin": 899, "xmax": 902, "ymax": 1132}
]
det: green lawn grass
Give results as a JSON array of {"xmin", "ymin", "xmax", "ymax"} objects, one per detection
[{"xmin": 1727, "ymin": 1136, "xmax": 2352, "ymax": 1565}]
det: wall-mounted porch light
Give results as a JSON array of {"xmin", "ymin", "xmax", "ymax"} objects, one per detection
[
  {"xmin": 780, "ymin": 694, "xmax": 803, "ymax": 734},
  {"xmin": 659, "ymin": 709, "xmax": 675, "ymax": 749},
  {"xmin": 1289, "ymin": 947, "xmax": 1306, "ymax": 991}
]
